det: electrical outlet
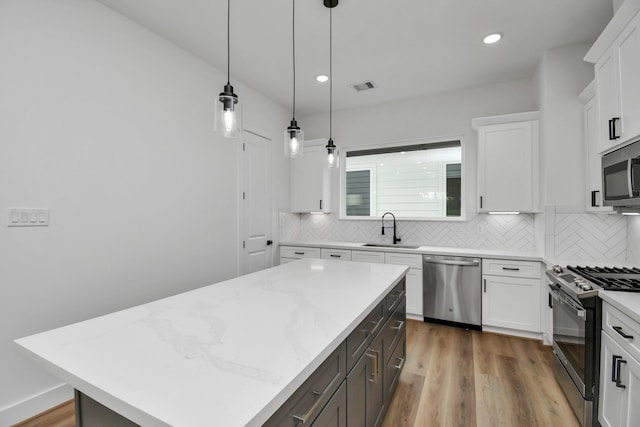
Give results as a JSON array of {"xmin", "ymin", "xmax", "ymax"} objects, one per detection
[{"xmin": 7, "ymin": 208, "xmax": 49, "ymax": 227}]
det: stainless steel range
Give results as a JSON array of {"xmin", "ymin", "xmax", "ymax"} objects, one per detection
[{"xmin": 546, "ymin": 265, "xmax": 640, "ymax": 427}]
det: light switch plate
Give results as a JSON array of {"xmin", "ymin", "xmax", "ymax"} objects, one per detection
[{"xmin": 7, "ymin": 208, "xmax": 49, "ymax": 227}]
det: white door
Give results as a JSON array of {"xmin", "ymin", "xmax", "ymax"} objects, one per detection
[{"xmin": 240, "ymin": 130, "xmax": 272, "ymax": 275}]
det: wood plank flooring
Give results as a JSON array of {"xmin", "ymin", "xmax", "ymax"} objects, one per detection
[
  {"xmin": 382, "ymin": 320, "xmax": 580, "ymax": 427},
  {"xmin": 14, "ymin": 320, "xmax": 578, "ymax": 427}
]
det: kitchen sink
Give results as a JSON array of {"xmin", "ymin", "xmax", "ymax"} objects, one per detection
[{"xmin": 362, "ymin": 243, "xmax": 421, "ymax": 249}]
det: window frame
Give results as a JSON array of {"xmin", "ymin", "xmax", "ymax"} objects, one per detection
[{"xmin": 338, "ymin": 136, "xmax": 467, "ymax": 221}]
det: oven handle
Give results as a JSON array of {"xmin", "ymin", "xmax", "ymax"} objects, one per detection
[{"xmin": 549, "ymin": 287, "xmax": 586, "ymax": 320}]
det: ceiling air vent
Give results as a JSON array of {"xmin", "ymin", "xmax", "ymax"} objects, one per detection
[{"xmin": 351, "ymin": 80, "xmax": 376, "ymax": 92}]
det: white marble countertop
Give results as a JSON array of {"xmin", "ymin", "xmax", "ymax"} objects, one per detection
[
  {"xmin": 280, "ymin": 240, "xmax": 543, "ymax": 261},
  {"xmin": 15, "ymin": 259, "xmax": 408, "ymax": 427},
  {"xmin": 600, "ymin": 291, "xmax": 640, "ymax": 325}
]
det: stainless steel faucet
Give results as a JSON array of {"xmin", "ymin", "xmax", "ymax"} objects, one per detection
[{"xmin": 381, "ymin": 212, "xmax": 401, "ymax": 244}]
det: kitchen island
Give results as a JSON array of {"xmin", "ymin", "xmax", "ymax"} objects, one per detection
[{"xmin": 15, "ymin": 259, "xmax": 408, "ymax": 426}]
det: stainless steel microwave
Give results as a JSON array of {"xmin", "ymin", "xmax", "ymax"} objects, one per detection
[{"xmin": 602, "ymin": 140, "xmax": 640, "ymax": 207}]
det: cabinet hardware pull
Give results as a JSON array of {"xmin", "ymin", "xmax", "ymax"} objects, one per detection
[
  {"xmin": 290, "ymin": 390, "xmax": 324, "ymax": 424},
  {"xmin": 391, "ymin": 320, "xmax": 405, "ymax": 331},
  {"xmin": 366, "ymin": 350, "xmax": 380, "ymax": 384},
  {"xmin": 612, "ymin": 355, "xmax": 622, "ymax": 383},
  {"xmin": 609, "ymin": 117, "xmax": 620, "ymax": 140},
  {"xmin": 319, "ymin": 200, "xmax": 323, "ymax": 210},
  {"xmin": 294, "ymin": 252, "xmax": 305, "ymax": 255},
  {"xmin": 329, "ymin": 254, "xmax": 341, "ymax": 258},
  {"xmin": 613, "ymin": 326, "xmax": 634, "ymax": 340},
  {"xmin": 591, "ymin": 190, "xmax": 599, "ymax": 207},
  {"xmin": 393, "ymin": 356, "xmax": 406, "ymax": 370},
  {"xmin": 480, "ymin": 196, "xmax": 483, "ymax": 209},
  {"xmin": 483, "ymin": 279, "xmax": 487, "ymax": 293},
  {"xmin": 502, "ymin": 267, "xmax": 520, "ymax": 271},
  {"xmin": 615, "ymin": 357, "xmax": 627, "ymax": 389}
]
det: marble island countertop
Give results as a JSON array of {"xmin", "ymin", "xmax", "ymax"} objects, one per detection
[
  {"xmin": 15, "ymin": 259, "xmax": 408, "ymax": 427},
  {"xmin": 280, "ymin": 240, "xmax": 543, "ymax": 261}
]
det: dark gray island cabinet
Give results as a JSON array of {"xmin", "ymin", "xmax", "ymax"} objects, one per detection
[
  {"xmin": 264, "ymin": 278, "xmax": 406, "ymax": 427},
  {"xmin": 16, "ymin": 259, "xmax": 408, "ymax": 427}
]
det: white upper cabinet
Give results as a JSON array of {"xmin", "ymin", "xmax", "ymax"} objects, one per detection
[
  {"xmin": 473, "ymin": 112, "xmax": 540, "ymax": 213},
  {"xmin": 587, "ymin": 7, "xmax": 640, "ymax": 153},
  {"xmin": 290, "ymin": 139, "xmax": 331, "ymax": 213},
  {"xmin": 578, "ymin": 82, "xmax": 613, "ymax": 213}
]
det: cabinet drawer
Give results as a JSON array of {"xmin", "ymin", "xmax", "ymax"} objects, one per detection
[
  {"xmin": 346, "ymin": 301, "xmax": 385, "ymax": 372},
  {"xmin": 385, "ymin": 336, "xmax": 406, "ymax": 404},
  {"xmin": 385, "ymin": 297, "xmax": 406, "ymax": 359},
  {"xmin": 482, "ymin": 259, "xmax": 541, "ymax": 279},
  {"xmin": 385, "ymin": 278, "xmax": 406, "ymax": 317},
  {"xmin": 385, "ymin": 252, "xmax": 422, "ymax": 269},
  {"xmin": 352, "ymin": 250, "xmax": 385, "ymax": 264},
  {"xmin": 321, "ymin": 248, "xmax": 352, "ymax": 261},
  {"xmin": 603, "ymin": 302, "xmax": 640, "ymax": 362},
  {"xmin": 280, "ymin": 246, "xmax": 321, "ymax": 259},
  {"xmin": 264, "ymin": 343, "xmax": 347, "ymax": 427}
]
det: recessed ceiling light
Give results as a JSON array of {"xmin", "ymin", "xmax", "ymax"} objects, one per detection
[
  {"xmin": 316, "ymin": 75, "xmax": 329, "ymax": 83},
  {"xmin": 483, "ymin": 33, "xmax": 503, "ymax": 44}
]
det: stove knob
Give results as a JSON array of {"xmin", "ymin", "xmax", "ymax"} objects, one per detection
[{"xmin": 581, "ymin": 284, "xmax": 592, "ymax": 291}]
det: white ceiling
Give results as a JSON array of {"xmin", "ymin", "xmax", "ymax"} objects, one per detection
[{"xmin": 95, "ymin": 0, "xmax": 613, "ymax": 116}]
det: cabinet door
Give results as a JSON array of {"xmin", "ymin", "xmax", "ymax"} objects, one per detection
[
  {"xmin": 405, "ymin": 268, "xmax": 423, "ymax": 317},
  {"xmin": 478, "ymin": 121, "xmax": 534, "ymax": 212},
  {"xmin": 346, "ymin": 333, "xmax": 385, "ymax": 427},
  {"xmin": 617, "ymin": 16, "xmax": 640, "ymax": 145},
  {"xmin": 595, "ymin": 49, "xmax": 620, "ymax": 153},
  {"xmin": 482, "ymin": 275, "xmax": 541, "ymax": 332},
  {"xmin": 583, "ymin": 93, "xmax": 613, "ymax": 212},
  {"xmin": 291, "ymin": 143, "xmax": 330, "ymax": 213},
  {"xmin": 311, "ymin": 381, "xmax": 347, "ymax": 427},
  {"xmin": 600, "ymin": 331, "xmax": 628, "ymax": 427}
]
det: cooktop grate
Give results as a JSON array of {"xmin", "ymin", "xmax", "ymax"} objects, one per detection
[{"xmin": 567, "ymin": 265, "xmax": 640, "ymax": 292}]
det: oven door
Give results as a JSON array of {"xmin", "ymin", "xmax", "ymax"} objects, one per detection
[{"xmin": 550, "ymin": 286, "xmax": 587, "ymax": 396}]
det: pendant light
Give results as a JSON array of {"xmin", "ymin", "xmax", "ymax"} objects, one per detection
[
  {"xmin": 325, "ymin": 0, "xmax": 339, "ymax": 168},
  {"xmin": 285, "ymin": 0, "xmax": 304, "ymax": 158},
  {"xmin": 217, "ymin": 0, "xmax": 242, "ymax": 139}
]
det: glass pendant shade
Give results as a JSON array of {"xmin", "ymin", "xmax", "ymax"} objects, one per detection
[
  {"xmin": 217, "ymin": 83, "xmax": 242, "ymax": 139},
  {"xmin": 326, "ymin": 139, "xmax": 339, "ymax": 168},
  {"xmin": 284, "ymin": 119, "xmax": 304, "ymax": 158}
]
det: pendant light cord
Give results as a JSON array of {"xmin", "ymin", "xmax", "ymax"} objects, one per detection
[
  {"xmin": 292, "ymin": 0, "xmax": 296, "ymax": 119},
  {"xmin": 227, "ymin": 0, "xmax": 231, "ymax": 85},
  {"xmin": 329, "ymin": 8, "xmax": 333, "ymax": 139}
]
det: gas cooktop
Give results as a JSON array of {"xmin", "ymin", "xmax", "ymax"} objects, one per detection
[{"xmin": 566, "ymin": 265, "xmax": 640, "ymax": 292}]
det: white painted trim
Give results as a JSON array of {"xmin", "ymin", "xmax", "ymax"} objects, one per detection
[
  {"xmin": 0, "ymin": 383, "xmax": 73, "ymax": 426},
  {"xmin": 471, "ymin": 111, "xmax": 540, "ymax": 129},
  {"xmin": 481, "ymin": 325, "xmax": 544, "ymax": 341}
]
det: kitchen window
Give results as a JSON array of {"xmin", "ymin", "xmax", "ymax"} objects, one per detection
[{"xmin": 341, "ymin": 140, "xmax": 463, "ymax": 219}]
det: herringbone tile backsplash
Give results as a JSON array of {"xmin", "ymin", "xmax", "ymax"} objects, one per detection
[
  {"xmin": 280, "ymin": 208, "xmax": 639, "ymax": 263},
  {"xmin": 281, "ymin": 211, "xmax": 536, "ymax": 252},
  {"xmin": 552, "ymin": 210, "xmax": 627, "ymax": 261}
]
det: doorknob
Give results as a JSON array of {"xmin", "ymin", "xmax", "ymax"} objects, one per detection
[{"xmin": 266, "ymin": 240, "xmax": 273, "ymax": 246}]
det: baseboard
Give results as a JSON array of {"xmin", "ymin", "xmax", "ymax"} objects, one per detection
[
  {"xmin": 0, "ymin": 383, "xmax": 73, "ymax": 426},
  {"xmin": 406, "ymin": 313, "xmax": 423, "ymax": 321},
  {"xmin": 482, "ymin": 325, "xmax": 544, "ymax": 341}
]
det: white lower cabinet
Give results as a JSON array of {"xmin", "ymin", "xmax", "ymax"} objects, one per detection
[
  {"xmin": 384, "ymin": 253, "xmax": 422, "ymax": 318},
  {"xmin": 481, "ymin": 259, "xmax": 542, "ymax": 334},
  {"xmin": 352, "ymin": 250, "xmax": 385, "ymax": 264},
  {"xmin": 599, "ymin": 302, "xmax": 640, "ymax": 427},
  {"xmin": 280, "ymin": 246, "xmax": 321, "ymax": 264}
]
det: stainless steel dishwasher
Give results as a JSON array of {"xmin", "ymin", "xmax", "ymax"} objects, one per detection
[{"xmin": 423, "ymin": 254, "xmax": 482, "ymax": 330}]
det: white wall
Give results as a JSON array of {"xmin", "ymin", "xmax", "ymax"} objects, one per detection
[
  {"xmin": 301, "ymin": 78, "xmax": 537, "ymax": 215},
  {"xmin": 0, "ymin": 0, "xmax": 290, "ymax": 423}
]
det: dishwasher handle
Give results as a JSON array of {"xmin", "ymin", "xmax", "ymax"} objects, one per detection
[{"xmin": 423, "ymin": 257, "xmax": 480, "ymax": 267}]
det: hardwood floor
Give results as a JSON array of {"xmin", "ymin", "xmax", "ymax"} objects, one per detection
[
  {"xmin": 382, "ymin": 320, "xmax": 580, "ymax": 427},
  {"xmin": 12, "ymin": 399, "xmax": 74, "ymax": 427},
  {"xmin": 14, "ymin": 320, "xmax": 578, "ymax": 427}
]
